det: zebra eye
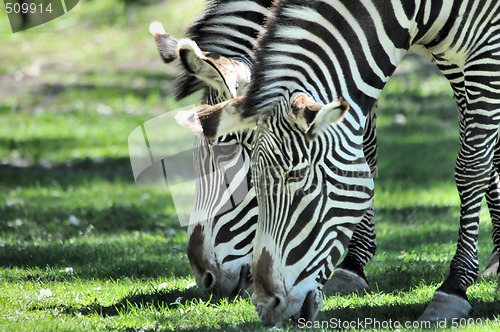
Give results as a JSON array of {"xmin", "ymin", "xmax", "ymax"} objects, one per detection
[{"xmin": 285, "ymin": 166, "xmax": 309, "ymax": 182}]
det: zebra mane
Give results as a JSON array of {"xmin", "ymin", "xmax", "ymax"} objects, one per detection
[
  {"xmin": 242, "ymin": 0, "xmax": 314, "ymax": 118},
  {"xmin": 176, "ymin": 0, "xmax": 275, "ymax": 101}
]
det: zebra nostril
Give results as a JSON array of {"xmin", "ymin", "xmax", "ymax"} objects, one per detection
[
  {"xmin": 202, "ymin": 271, "xmax": 216, "ymax": 291},
  {"xmin": 270, "ymin": 295, "xmax": 284, "ymax": 310},
  {"xmin": 272, "ymin": 296, "xmax": 281, "ymax": 309}
]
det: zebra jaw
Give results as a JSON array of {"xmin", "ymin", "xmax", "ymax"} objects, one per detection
[{"xmin": 291, "ymin": 94, "xmax": 350, "ymax": 139}]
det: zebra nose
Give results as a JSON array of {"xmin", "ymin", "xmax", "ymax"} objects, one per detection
[
  {"xmin": 269, "ymin": 295, "xmax": 284, "ymax": 310},
  {"xmin": 201, "ymin": 270, "xmax": 216, "ymax": 292}
]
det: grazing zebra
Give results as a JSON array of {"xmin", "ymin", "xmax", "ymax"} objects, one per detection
[
  {"xmin": 154, "ymin": 0, "xmax": 499, "ymax": 300},
  {"xmin": 150, "ymin": 0, "xmax": 273, "ymax": 297},
  {"xmin": 151, "ymin": 0, "xmax": 381, "ymax": 298},
  {"xmin": 177, "ymin": 0, "xmax": 500, "ymax": 325}
]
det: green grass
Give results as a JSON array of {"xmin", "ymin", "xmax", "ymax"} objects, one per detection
[{"xmin": 1, "ymin": 1, "xmax": 500, "ymax": 331}]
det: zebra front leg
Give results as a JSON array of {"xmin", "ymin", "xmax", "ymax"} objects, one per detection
[
  {"xmin": 435, "ymin": 58, "xmax": 500, "ymax": 280},
  {"xmin": 324, "ymin": 206, "xmax": 375, "ymax": 294},
  {"xmin": 324, "ymin": 103, "xmax": 378, "ymax": 295},
  {"xmin": 418, "ymin": 149, "xmax": 488, "ymax": 320}
]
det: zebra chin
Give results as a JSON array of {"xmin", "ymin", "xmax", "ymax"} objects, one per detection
[
  {"xmin": 252, "ymin": 249, "xmax": 323, "ymax": 326},
  {"xmin": 196, "ymin": 263, "xmax": 253, "ymax": 298}
]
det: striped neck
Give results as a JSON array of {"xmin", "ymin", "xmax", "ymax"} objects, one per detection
[{"xmin": 243, "ymin": 0, "xmax": 462, "ymax": 123}]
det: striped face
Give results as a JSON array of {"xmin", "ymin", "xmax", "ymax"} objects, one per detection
[
  {"xmin": 179, "ymin": 58, "xmax": 257, "ymax": 297},
  {"xmin": 181, "ymin": 55, "xmax": 257, "ymax": 297},
  {"xmin": 150, "ymin": 23, "xmax": 259, "ymax": 297},
  {"xmin": 251, "ymin": 113, "xmax": 374, "ymax": 325},
  {"xmin": 177, "ymin": 94, "xmax": 375, "ymax": 324}
]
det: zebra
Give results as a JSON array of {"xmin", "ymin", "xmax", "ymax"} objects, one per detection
[
  {"xmin": 149, "ymin": 0, "xmax": 273, "ymax": 297},
  {"xmin": 150, "ymin": 0, "xmax": 382, "ymax": 298},
  {"xmin": 177, "ymin": 0, "xmax": 500, "ymax": 325}
]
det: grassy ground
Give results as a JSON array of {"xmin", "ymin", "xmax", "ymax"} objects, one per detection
[{"xmin": 1, "ymin": 1, "xmax": 500, "ymax": 331}]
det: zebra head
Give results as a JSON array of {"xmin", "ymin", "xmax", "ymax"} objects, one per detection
[
  {"xmin": 151, "ymin": 22, "xmax": 257, "ymax": 297},
  {"xmin": 177, "ymin": 94, "xmax": 374, "ymax": 324}
]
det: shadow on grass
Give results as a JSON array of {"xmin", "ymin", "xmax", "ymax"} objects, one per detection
[
  {"xmin": 33, "ymin": 68, "xmax": 178, "ymax": 100},
  {"xmin": 0, "ymin": 156, "xmax": 135, "ymax": 187},
  {"xmin": 0, "ymin": 232, "xmax": 191, "ymax": 279},
  {"xmin": 0, "ymin": 201, "xmax": 176, "ymax": 235},
  {"xmin": 39, "ymin": 81, "xmax": 174, "ymax": 101},
  {"xmin": 0, "ymin": 137, "xmax": 83, "ymax": 160},
  {"xmin": 32, "ymin": 285, "xmax": 243, "ymax": 318},
  {"xmin": 82, "ymin": 287, "xmax": 209, "ymax": 317},
  {"xmin": 375, "ymin": 128, "xmax": 459, "ymax": 189}
]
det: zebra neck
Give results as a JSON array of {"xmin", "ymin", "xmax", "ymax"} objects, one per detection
[{"xmin": 244, "ymin": 0, "xmax": 469, "ymax": 125}]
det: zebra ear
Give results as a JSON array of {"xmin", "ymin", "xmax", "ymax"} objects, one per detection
[
  {"xmin": 175, "ymin": 97, "xmax": 256, "ymax": 140},
  {"xmin": 177, "ymin": 39, "xmax": 250, "ymax": 99},
  {"xmin": 149, "ymin": 22, "xmax": 179, "ymax": 64},
  {"xmin": 291, "ymin": 94, "xmax": 349, "ymax": 139}
]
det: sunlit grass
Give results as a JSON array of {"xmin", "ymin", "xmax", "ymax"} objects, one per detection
[{"xmin": 2, "ymin": 1, "xmax": 500, "ymax": 331}]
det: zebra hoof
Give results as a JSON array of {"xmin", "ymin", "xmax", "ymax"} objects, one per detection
[
  {"xmin": 418, "ymin": 291, "xmax": 471, "ymax": 322},
  {"xmin": 323, "ymin": 268, "xmax": 369, "ymax": 295},
  {"xmin": 481, "ymin": 251, "xmax": 499, "ymax": 276}
]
